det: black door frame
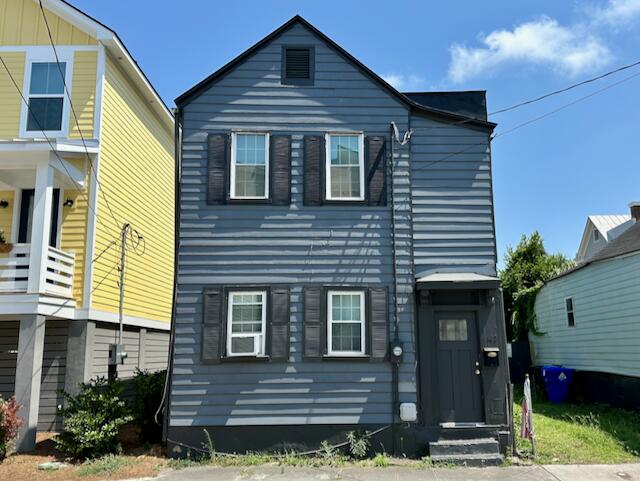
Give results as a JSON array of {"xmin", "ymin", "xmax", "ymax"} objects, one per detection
[
  {"xmin": 416, "ymin": 289, "xmax": 488, "ymax": 427},
  {"xmin": 18, "ymin": 188, "xmax": 61, "ymax": 247}
]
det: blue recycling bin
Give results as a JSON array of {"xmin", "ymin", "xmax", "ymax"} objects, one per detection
[{"xmin": 542, "ymin": 365, "xmax": 575, "ymax": 404}]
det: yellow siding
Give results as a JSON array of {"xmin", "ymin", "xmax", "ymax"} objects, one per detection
[
  {"xmin": 68, "ymin": 50, "xmax": 96, "ymax": 139},
  {"xmin": 91, "ymin": 54, "xmax": 174, "ymax": 323},
  {"xmin": 60, "ymin": 186, "xmax": 89, "ymax": 307},
  {"xmin": 0, "ymin": 190, "xmax": 15, "ymax": 241},
  {"xmin": 0, "ymin": 51, "xmax": 24, "ymax": 139},
  {"xmin": 0, "ymin": 0, "xmax": 96, "ymax": 46}
]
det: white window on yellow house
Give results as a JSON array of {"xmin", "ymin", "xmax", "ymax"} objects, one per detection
[{"xmin": 21, "ymin": 55, "xmax": 71, "ymax": 138}]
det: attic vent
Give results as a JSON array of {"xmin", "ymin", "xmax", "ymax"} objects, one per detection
[{"xmin": 282, "ymin": 47, "xmax": 314, "ymax": 85}]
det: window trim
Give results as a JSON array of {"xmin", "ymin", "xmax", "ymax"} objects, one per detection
[
  {"xmin": 324, "ymin": 133, "xmax": 365, "ymax": 202},
  {"xmin": 281, "ymin": 45, "xmax": 315, "ymax": 86},
  {"xmin": 327, "ymin": 289, "xmax": 366, "ymax": 357},
  {"xmin": 226, "ymin": 290, "xmax": 267, "ymax": 357},
  {"xmin": 229, "ymin": 131, "xmax": 270, "ymax": 200},
  {"xmin": 565, "ymin": 296, "xmax": 575, "ymax": 327},
  {"xmin": 20, "ymin": 51, "xmax": 73, "ymax": 139}
]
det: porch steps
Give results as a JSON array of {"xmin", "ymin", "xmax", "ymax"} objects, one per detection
[{"xmin": 428, "ymin": 438, "xmax": 503, "ymax": 467}]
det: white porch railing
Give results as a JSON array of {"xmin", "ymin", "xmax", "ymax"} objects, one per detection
[{"xmin": 0, "ymin": 243, "xmax": 75, "ymax": 298}]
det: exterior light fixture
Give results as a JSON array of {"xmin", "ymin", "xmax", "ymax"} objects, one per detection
[
  {"xmin": 0, "ymin": 200, "xmax": 8, "ymax": 208},
  {"xmin": 390, "ymin": 341, "xmax": 403, "ymax": 363},
  {"xmin": 63, "ymin": 198, "xmax": 74, "ymax": 207}
]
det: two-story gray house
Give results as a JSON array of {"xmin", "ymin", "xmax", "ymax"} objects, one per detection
[{"xmin": 166, "ymin": 16, "xmax": 510, "ymax": 462}]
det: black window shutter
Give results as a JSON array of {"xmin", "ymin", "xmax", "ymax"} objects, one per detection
[
  {"xmin": 366, "ymin": 136, "xmax": 386, "ymax": 206},
  {"xmin": 270, "ymin": 136, "xmax": 291, "ymax": 206},
  {"xmin": 270, "ymin": 287, "xmax": 290, "ymax": 361},
  {"xmin": 303, "ymin": 286, "xmax": 324, "ymax": 359},
  {"xmin": 202, "ymin": 288, "xmax": 224, "ymax": 363},
  {"xmin": 368, "ymin": 287, "xmax": 388, "ymax": 361},
  {"xmin": 303, "ymin": 135, "xmax": 324, "ymax": 206},
  {"xmin": 207, "ymin": 133, "xmax": 229, "ymax": 204}
]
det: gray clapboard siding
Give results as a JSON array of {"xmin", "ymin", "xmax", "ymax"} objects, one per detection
[
  {"xmin": 38, "ymin": 320, "xmax": 69, "ymax": 431},
  {"xmin": 409, "ymin": 113, "xmax": 497, "ymax": 277},
  {"xmin": 173, "ymin": 22, "xmax": 417, "ymax": 427},
  {"xmin": 0, "ymin": 322, "xmax": 18, "ymax": 400},
  {"xmin": 144, "ymin": 330, "xmax": 170, "ymax": 371},
  {"xmin": 532, "ymin": 252, "xmax": 640, "ymax": 377},
  {"xmin": 92, "ymin": 323, "xmax": 140, "ymax": 379}
]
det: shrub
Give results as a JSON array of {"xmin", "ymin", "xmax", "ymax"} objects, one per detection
[
  {"xmin": 55, "ymin": 377, "xmax": 133, "ymax": 459},
  {"xmin": 130, "ymin": 369, "xmax": 166, "ymax": 442},
  {"xmin": 0, "ymin": 396, "xmax": 23, "ymax": 461},
  {"xmin": 346, "ymin": 430, "xmax": 370, "ymax": 459}
]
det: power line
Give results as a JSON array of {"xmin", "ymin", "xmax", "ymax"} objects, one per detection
[
  {"xmin": 490, "ymin": 58, "xmax": 640, "ymax": 116},
  {"xmin": 38, "ymin": 0, "xmax": 122, "ymax": 235},
  {"xmin": 408, "ymin": 69, "xmax": 640, "ymax": 173},
  {"xmin": 409, "ymin": 57, "xmax": 640, "ymax": 133},
  {"xmin": 0, "ymin": 54, "xmax": 113, "ymax": 235}
]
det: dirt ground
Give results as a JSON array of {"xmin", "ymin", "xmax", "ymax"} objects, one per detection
[{"xmin": 0, "ymin": 432, "xmax": 167, "ymax": 481}]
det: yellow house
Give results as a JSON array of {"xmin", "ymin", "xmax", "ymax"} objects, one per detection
[{"xmin": 0, "ymin": 0, "xmax": 174, "ymax": 451}]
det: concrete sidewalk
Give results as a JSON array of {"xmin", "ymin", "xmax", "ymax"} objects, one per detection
[{"xmin": 152, "ymin": 463, "xmax": 640, "ymax": 481}]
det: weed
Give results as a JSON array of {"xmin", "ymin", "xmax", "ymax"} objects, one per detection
[
  {"xmin": 77, "ymin": 454, "xmax": 132, "ymax": 477},
  {"xmin": 347, "ymin": 430, "xmax": 370, "ymax": 459},
  {"xmin": 373, "ymin": 452, "xmax": 391, "ymax": 467}
]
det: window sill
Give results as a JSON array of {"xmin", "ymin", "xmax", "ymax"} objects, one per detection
[
  {"xmin": 322, "ymin": 354, "xmax": 370, "ymax": 361},
  {"xmin": 221, "ymin": 355, "xmax": 270, "ymax": 363}
]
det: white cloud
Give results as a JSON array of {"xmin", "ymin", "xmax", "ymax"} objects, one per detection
[
  {"xmin": 382, "ymin": 73, "xmax": 426, "ymax": 91},
  {"xmin": 589, "ymin": 0, "xmax": 640, "ymax": 27},
  {"xmin": 448, "ymin": 16, "xmax": 612, "ymax": 83}
]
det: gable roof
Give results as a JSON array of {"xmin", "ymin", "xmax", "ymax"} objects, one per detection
[
  {"xmin": 175, "ymin": 15, "xmax": 496, "ymax": 132},
  {"xmin": 588, "ymin": 220, "xmax": 640, "ymax": 263},
  {"xmin": 576, "ymin": 214, "xmax": 633, "ymax": 261},
  {"xmin": 42, "ymin": 0, "xmax": 173, "ymax": 130},
  {"xmin": 554, "ymin": 220, "xmax": 640, "ymax": 281},
  {"xmin": 590, "ymin": 215, "xmax": 633, "ymax": 240}
]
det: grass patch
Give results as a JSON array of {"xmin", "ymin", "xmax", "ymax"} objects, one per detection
[
  {"xmin": 514, "ymin": 387, "xmax": 640, "ymax": 464},
  {"xmin": 76, "ymin": 454, "xmax": 133, "ymax": 477}
]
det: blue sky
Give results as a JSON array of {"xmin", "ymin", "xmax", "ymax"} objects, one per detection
[{"xmin": 74, "ymin": 0, "xmax": 640, "ymax": 265}]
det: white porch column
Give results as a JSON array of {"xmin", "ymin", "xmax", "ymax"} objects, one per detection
[
  {"xmin": 15, "ymin": 314, "xmax": 46, "ymax": 452},
  {"xmin": 27, "ymin": 160, "xmax": 54, "ymax": 294}
]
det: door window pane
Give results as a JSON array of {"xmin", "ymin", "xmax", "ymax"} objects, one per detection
[{"xmin": 439, "ymin": 319, "xmax": 468, "ymax": 342}]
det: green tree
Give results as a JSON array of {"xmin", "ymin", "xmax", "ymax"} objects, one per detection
[{"xmin": 500, "ymin": 232, "xmax": 574, "ymax": 341}]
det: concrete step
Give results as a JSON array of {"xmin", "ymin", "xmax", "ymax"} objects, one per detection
[
  {"xmin": 429, "ymin": 453, "xmax": 504, "ymax": 467},
  {"xmin": 429, "ymin": 437, "xmax": 500, "ymax": 456}
]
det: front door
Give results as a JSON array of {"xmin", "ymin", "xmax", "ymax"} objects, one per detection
[
  {"xmin": 435, "ymin": 311, "xmax": 483, "ymax": 423},
  {"xmin": 18, "ymin": 188, "xmax": 60, "ymax": 247}
]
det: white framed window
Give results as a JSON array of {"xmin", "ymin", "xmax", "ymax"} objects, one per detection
[
  {"xmin": 565, "ymin": 297, "xmax": 575, "ymax": 327},
  {"xmin": 593, "ymin": 230, "xmax": 600, "ymax": 241},
  {"xmin": 327, "ymin": 290, "xmax": 366, "ymax": 356},
  {"xmin": 20, "ymin": 53, "xmax": 72, "ymax": 138},
  {"xmin": 230, "ymin": 132, "xmax": 269, "ymax": 199},
  {"xmin": 325, "ymin": 133, "xmax": 365, "ymax": 201},
  {"xmin": 226, "ymin": 291, "xmax": 267, "ymax": 356}
]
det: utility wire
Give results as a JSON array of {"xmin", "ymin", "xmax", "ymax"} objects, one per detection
[
  {"xmin": 490, "ymin": 58, "xmax": 640, "ymax": 116},
  {"xmin": 0, "ymin": 55, "xmax": 113, "ymax": 235},
  {"xmin": 38, "ymin": 0, "xmax": 122, "ymax": 235},
  {"xmin": 409, "ymin": 57, "xmax": 640, "ymax": 132},
  {"xmin": 408, "ymin": 69, "xmax": 640, "ymax": 173}
]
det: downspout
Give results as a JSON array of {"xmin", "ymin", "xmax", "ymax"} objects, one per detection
[
  {"xmin": 389, "ymin": 123, "xmax": 400, "ymax": 455},
  {"xmin": 161, "ymin": 106, "xmax": 182, "ymax": 443}
]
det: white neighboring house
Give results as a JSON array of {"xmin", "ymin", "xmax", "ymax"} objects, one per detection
[
  {"xmin": 576, "ymin": 209, "xmax": 635, "ymax": 263},
  {"xmin": 531, "ymin": 201, "xmax": 640, "ymax": 409}
]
